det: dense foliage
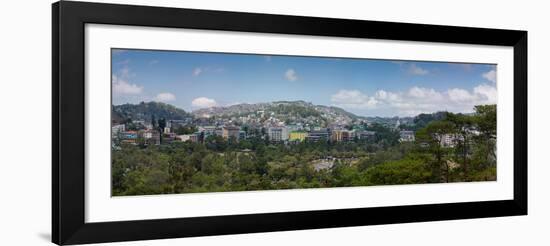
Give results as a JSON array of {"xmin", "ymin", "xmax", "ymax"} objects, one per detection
[
  {"xmin": 112, "ymin": 105, "xmax": 497, "ymax": 196},
  {"xmin": 112, "ymin": 101, "xmax": 191, "ymax": 124}
]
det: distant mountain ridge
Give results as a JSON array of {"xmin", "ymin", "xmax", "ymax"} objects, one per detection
[
  {"xmin": 193, "ymin": 100, "xmax": 360, "ymax": 118},
  {"xmin": 191, "ymin": 100, "xmax": 363, "ymax": 124},
  {"xmin": 112, "ymin": 102, "xmax": 191, "ymax": 124},
  {"xmin": 112, "ymin": 101, "xmax": 439, "ymax": 127}
]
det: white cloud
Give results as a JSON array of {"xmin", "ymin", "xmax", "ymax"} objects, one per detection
[
  {"xmin": 155, "ymin": 92, "xmax": 176, "ymax": 102},
  {"xmin": 331, "ymin": 90, "xmax": 378, "ymax": 109},
  {"xmin": 446, "ymin": 85, "xmax": 496, "ymax": 106},
  {"xmin": 193, "ymin": 67, "xmax": 203, "ymax": 76},
  {"xmin": 482, "ymin": 70, "xmax": 497, "ymax": 83},
  {"xmin": 375, "ymin": 90, "xmax": 401, "ymax": 102},
  {"xmin": 473, "ymin": 84, "xmax": 497, "ymax": 104},
  {"xmin": 285, "ymin": 69, "xmax": 298, "ymax": 81},
  {"xmin": 331, "ymin": 83, "xmax": 497, "ymax": 116},
  {"xmin": 112, "ymin": 75, "xmax": 142, "ymax": 95},
  {"xmin": 408, "ymin": 64, "xmax": 429, "ymax": 75},
  {"xmin": 375, "ymin": 90, "xmax": 388, "ymax": 99},
  {"xmin": 191, "ymin": 97, "xmax": 217, "ymax": 108},
  {"xmin": 448, "ymin": 88, "xmax": 476, "ymax": 102},
  {"xmin": 407, "ymin": 87, "xmax": 442, "ymax": 100}
]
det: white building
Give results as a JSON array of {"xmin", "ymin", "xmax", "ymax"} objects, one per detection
[
  {"xmin": 143, "ymin": 130, "xmax": 153, "ymax": 139},
  {"xmin": 132, "ymin": 120, "xmax": 145, "ymax": 126},
  {"xmin": 399, "ymin": 130, "xmax": 415, "ymax": 142},
  {"xmin": 144, "ymin": 123, "xmax": 154, "ymax": 130},
  {"xmin": 268, "ymin": 126, "xmax": 289, "ymax": 142},
  {"xmin": 177, "ymin": 134, "xmax": 192, "ymax": 142},
  {"xmin": 112, "ymin": 124, "xmax": 125, "ymax": 138},
  {"xmin": 440, "ymin": 134, "xmax": 464, "ymax": 147},
  {"xmin": 198, "ymin": 126, "xmax": 217, "ymax": 137}
]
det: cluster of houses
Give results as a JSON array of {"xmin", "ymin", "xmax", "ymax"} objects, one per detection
[
  {"xmin": 111, "ymin": 107, "xmax": 490, "ymax": 147},
  {"xmin": 113, "ymin": 119, "xmax": 478, "ymax": 147},
  {"xmin": 112, "ymin": 113, "xmax": 483, "ymax": 153},
  {"xmin": 266, "ymin": 126, "xmax": 380, "ymax": 143}
]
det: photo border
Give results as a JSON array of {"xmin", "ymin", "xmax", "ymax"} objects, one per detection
[{"xmin": 52, "ymin": 1, "xmax": 527, "ymax": 245}]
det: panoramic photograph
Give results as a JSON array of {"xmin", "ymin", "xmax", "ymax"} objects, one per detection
[{"xmin": 111, "ymin": 48, "xmax": 497, "ymax": 196}]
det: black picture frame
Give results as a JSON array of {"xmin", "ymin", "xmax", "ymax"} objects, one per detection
[{"xmin": 52, "ymin": 1, "xmax": 527, "ymax": 245}]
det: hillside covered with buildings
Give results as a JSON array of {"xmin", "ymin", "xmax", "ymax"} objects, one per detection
[
  {"xmin": 112, "ymin": 101, "xmax": 416, "ymax": 146},
  {"xmin": 111, "ymin": 101, "xmax": 497, "ymax": 196}
]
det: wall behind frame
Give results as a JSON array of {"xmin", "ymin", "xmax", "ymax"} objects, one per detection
[{"xmin": 0, "ymin": 0, "xmax": 546, "ymax": 245}]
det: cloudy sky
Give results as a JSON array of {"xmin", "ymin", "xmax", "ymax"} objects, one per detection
[{"xmin": 112, "ymin": 48, "xmax": 497, "ymax": 117}]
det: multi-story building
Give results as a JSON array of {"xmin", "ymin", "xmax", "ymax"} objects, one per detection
[
  {"xmin": 399, "ymin": 130, "xmax": 415, "ymax": 142},
  {"xmin": 331, "ymin": 129, "xmax": 354, "ymax": 142},
  {"xmin": 161, "ymin": 132, "xmax": 177, "ymax": 144},
  {"xmin": 280, "ymin": 127, "xmax": 289, "ymax": 141},
  {"xmin": 120, "ymin": 131, "xmax": 138, "ymax": 144},
  {"xmin": 198, "ymin": 126, "xmax": 217, "ymax": 138},
  {"xmin": 144, "ymin": 122, "xmax": 154, "ymax": 130},
  {"xmin": 307, "ymin": 128, "xmax": 331, "ymax": 142},
  {"xmin": 142, "ymin": 130, "xmax": 160, "ymax": 145},
  {"xmin": 132, "ymin": 120, "xmax": 145, "ymax": 126},
  {"xmin": 214, "ymin": 127, "xmax": 224, "ymax": 137},
  {"xmin": 239, "ymin": 130, "xmax": 247, "ymax": 140},
  {"xmin": 440, "ymin": 134, "xmax": 464, "ymax": 147},
  {"xmin": 222, "ymin": 126, "xmax": 241, "ymax": 141},
  {"xmin": 177, "ymin": 134, "xmax": 192, "ymax": 142},
  {"xmin": 356, "ymin": 130, "xmax": 376, "ymax": 140},
  {"xmin": 243, "ymin": 124, "xmax": 262, "ymax": 138},
  {"xmin": 141, "ymin": 129, "xmax": 154, "ymax": 139},
  {"xmin": 267, "ymin": 127, "xmax": 280, "ymax": 142},
  {"xmin": 189, "ymin": 134, "xmax": 200, "ymax": 143},
  {"xmin": 111, "ymin": 124, "xmax": 125, "ymax": 138},
  {"xmin": 289, "ymin": 131, "xmax": 308, "ymax": 142},
  {"xmin": 267, "ymin": 126, "xmax": 288, "ymax": 142}
]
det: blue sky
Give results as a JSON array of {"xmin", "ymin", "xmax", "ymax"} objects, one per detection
[{"xmin": 112, "ymin": 48, "xmax": 497, "ymax": 117}]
